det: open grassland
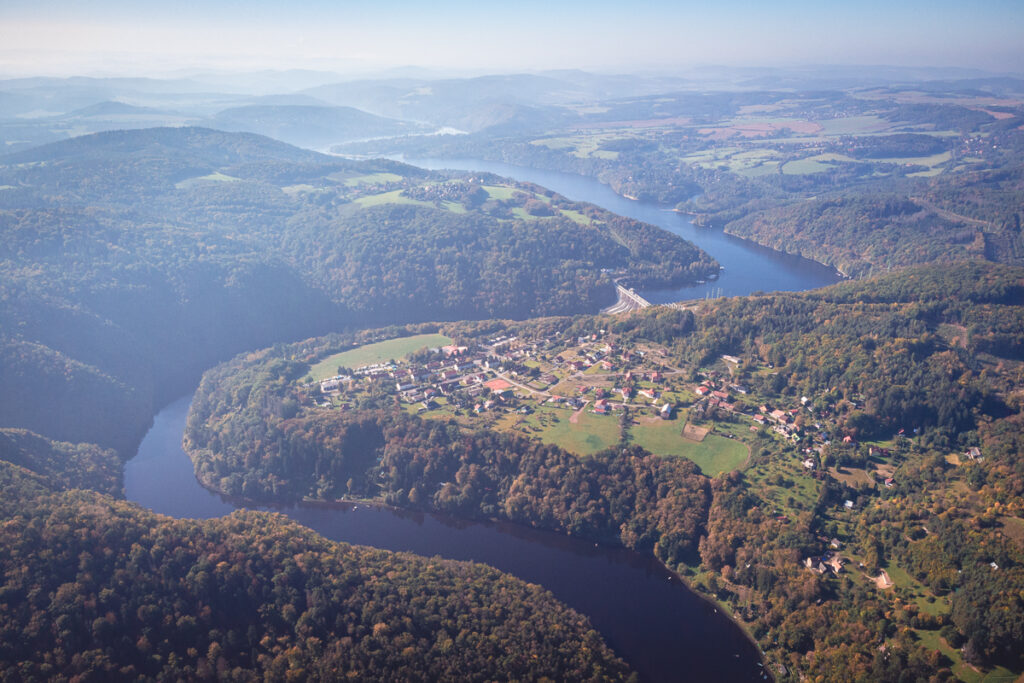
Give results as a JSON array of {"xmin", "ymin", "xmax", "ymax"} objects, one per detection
[
  {"xmin": 827, "ymin": 465, "xmax": 876, "ymax": 488},
  {"xmin": 517, "ymin": 406, "xmax": 621, "ymax": 456},
  {"xmin": 175, "ymin": 171, "xmax": 241, "ymax": 189},
  {"xmin": 629, "ymin": 418, "xmax": 748, "ymax": 475},
  {"xmin": 560, "ymin": 209, "xmax": 592, "ymax": 225},
  {"xmin": 746, "ymin": 455, "xmax": 822, "ymax": 516},
  {"xmin": 441, "ymin": 201, "xmax": 467, "ymax": 214},
  {"xmin": 735, "ymin": 162, "xmax": 781, "ymax": 177},
  {"xmin": 354, "ymin": 189, "xmax": 433, "ymax": 209},
  {"xmin": 782, "ymin": 158, "xmax": 836, "ymax": 175},
  {"xmin": 309, "ymin": 333, "xmax": 453, "ymax": 380},
  {"xmin": 818, "ymin": 115, "xmax": 895, "ymax": 135},
  {"xmin": 914, "ymin": 626, "xmax": 1020, "ymax": 683},
  {"xmin": 481, "ymin": 184, "xmax": 518, "ymax": 201},
  {"xmin": 530, "ymin": 134, "xmax": 623, "ymax": 159}
]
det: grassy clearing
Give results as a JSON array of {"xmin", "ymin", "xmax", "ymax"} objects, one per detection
[
  {"xmin": 782, "ymin": 158, "xmax": 835, "ymax": 175},
  {"xmin": 828, "ymin": 465, "xmax": 876, "ymax": 488},
  {"xmin": 354, "ymin": 190, "xmax": 433, "ymax": 209},
  {"xmin": 530, "ymin": 134, "xmax": 623, "ymax": 159},
  {"xmin": 175, "ymin": 171, "xmax": 241, "ymax": 189},
  {"xmin": 735, "ymin": 162, "xmax": 780, "ymax": 177},
  {"xmin": 511, "ymin": 207, "xmax": 540, "ymax": 221},
  {"xmin": 560, "ymin": 209, "xmax": 592, "ymax": 226},
  {"xmin": 812, "ymin": 152, "xmax": 858, "ymax": 162},
  {"xmin": 481, "ymin": 185, "xmax": 518, "ymax": 201},
  {"xmin": 528, "ymin": 408, "xmax": 620, "ymax": 456},
  {"xmin": 998, "ymin": 516, "xmax": 1024, "ymax": 548},
  {"xmin": 908, "ymin": 167, "xmax": 946, "ymax": 178},
  {"xmin": 309, "ymin": 333, "xmax": 453, "ymax": 380},
  {"xmin": 875, "ymin": 150, "xmax": 952, "ymax": 168},
  {"xmin": 819, "ymin": 115, "xmax": 894, "ymax": 135},
  {"xmin": 915, "ymin": 592, "xmax": 950, "ymax": 617},
  {"xmin": 630, "ymin": 418, "xmax": 747, "ymax": 475},
  {"xmin": 342, "ymin": 172, "xmax": 403, "ymax": 187},
  {"xmin": 883, "ymin": 561, "xmax": 921, "ymax": 593},
  {"xmin": 198, "ymin": 171, "xmax": 239, "ymax": 182},
  {"xmin": 679, "ymin": 434, "xmax": 749, "ymax": 475},
  {"xmin": 747, "ymin": 456, "xmax": 821, "ymax": 515},
  {"xmin": 917, "ymin": 628, "xmax": 1022, "ymax": 683}
]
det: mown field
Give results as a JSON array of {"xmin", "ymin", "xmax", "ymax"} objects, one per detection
[
  {"xmin": 309, "ymin": 333, "xmax": 453, "ymax": 380},
  {"xmin": 627, "ymin": 417, "xmax": 749, "ymax": 475}
]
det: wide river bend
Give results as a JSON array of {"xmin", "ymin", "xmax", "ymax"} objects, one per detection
[{"xmin": 124, "ymin": 161, "xmax": 835, "ymax": 682}]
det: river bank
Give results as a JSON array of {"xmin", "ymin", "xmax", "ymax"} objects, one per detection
[
  {"xmin": 404, "ymin": 158, "xmax": 843, "ymax": 303},
  {"xmin": 126, "ymin": 395, "xmax": 768, "ymax": 683}
]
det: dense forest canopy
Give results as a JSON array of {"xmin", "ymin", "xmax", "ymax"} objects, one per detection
[{"xmin": 0, "ymin": 455, "xmax": 630, "ymax": 681}]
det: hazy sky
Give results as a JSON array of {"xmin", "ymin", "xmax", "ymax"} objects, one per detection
[{"xmin": 1, "ymin": 0, "xmax": 1022, "ymax": 77}]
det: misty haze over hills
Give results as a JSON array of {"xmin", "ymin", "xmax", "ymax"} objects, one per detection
[{"xmin": 2, "ymin": 65, "xmax": 1024, "ymax": 153}]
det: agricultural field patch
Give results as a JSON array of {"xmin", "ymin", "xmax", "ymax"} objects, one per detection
[
  {"xmin": 174, "ymin": 171, "xmax": 241, "ymax": 189},
  {"xmin": 310, "ymin": 333, "xmax": 453, "ymax": 380},
  {"xmin": 818, "ymin": 115, "xmax": 896, "ymax": 135},
  {"xmin": 531, "ymin": 407, "xmax": 621, "ymax": 456},
  {"xmin": 782, "ymin": 157, "xmax": 836, "ymax": 175},
  {"xmin": 354, "ymin": 189, "xmax": 433, "ymax": 208},
  {"xmin": 827, "ymin": 465, "xmax": 876, "ymax": 488},
  {"xmin": 630, "ymin": 418, "xmax": 747, "ymax": 475}
]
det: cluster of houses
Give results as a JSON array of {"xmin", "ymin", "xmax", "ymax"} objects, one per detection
[
  {"xmin": 804, "ymin": 537, "xmax": 849, "ymax": 576},
  {"xmin": 315, "ymin": 329, "xmax": 686, "ymax": 423},
  {"xmin": 401, "ymin": 179, "xmax": 486, "ymax": 205},
  {"xmin": 317, "ymin": 343, "xmax": 482, "ymax": 405}
]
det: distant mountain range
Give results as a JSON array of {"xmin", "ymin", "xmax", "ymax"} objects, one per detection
[{"xmin": 5, "ymin": 67, "xmax": 1021, "ymax": 153}]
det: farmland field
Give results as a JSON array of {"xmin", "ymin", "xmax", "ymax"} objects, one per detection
[
  {"xmin": 782, "ymin": 158, "xmax": 836, "ymax": 175},
  {"xmin": 309, "ymin": 333, "xmax": 453, "ymax": 380},
  {"xmin": 628, "ymin": 417, "xmax": 748, "ymax": 475},
  {"xmin": 354, "ymin": 189, "xmax": 433, "ymax": 208},
  {"xmin": 525, "ymin": 407, "xmax": 621, "ymax": 456}
]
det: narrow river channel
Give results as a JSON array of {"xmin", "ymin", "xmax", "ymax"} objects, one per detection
[{"xmin": 123, "ymin": 161, "xmax": 833, "ymax": 682}]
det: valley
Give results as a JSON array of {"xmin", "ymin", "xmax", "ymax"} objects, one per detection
[{"xmin": 0, "ymin": 65, "xmax": 1022, "ymax": 682}]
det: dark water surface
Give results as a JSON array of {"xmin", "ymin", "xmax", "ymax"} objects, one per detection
[
  {"xmin": 406, "ymin": 157, "xmax": 843, "ymax": 301},
  {"xmin": 125, "ymin": 396, "xmax": 769, "ymax": 682}
]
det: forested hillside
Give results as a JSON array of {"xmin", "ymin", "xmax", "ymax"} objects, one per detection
[
  {"xmin": 350, "ymin": 84, "xmax": 1024, "ymax": 277},
  {"xmin": 0, "ymin": 456, "xmax": 630, "ymax": 681},
  {"xmin": 0, "ymin": 127, "xmax": 714, "ymax": 453}
]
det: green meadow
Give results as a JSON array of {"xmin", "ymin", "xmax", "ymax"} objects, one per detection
[{"xmin": 309, "ymin": 333, "xmax": 453, "ymax": 380}]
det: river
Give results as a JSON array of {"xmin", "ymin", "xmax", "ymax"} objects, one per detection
[
  {"xmin": 122, "ymin": 160, "xmax": 837, "ymax": 682},
  {"xmin": 125, "ymin": 396, "xmax": 768, "ymax": 683},
  {"xmin": 405, "ymin": 158, "xmax": 843, "ymax": 302}
]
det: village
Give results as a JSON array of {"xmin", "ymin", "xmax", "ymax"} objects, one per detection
[
  {"xmin": 310, "ymin": 328, "xmax": 864, "ymax": 478},
  {"xmin": 307, "ymin": 324, "xmax": 991, "ymax": 601}
]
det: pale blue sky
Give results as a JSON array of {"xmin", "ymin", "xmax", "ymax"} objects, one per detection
[{"xmin": 1, "ymin": 0, "xmax": 1021, "ymax": 76}]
